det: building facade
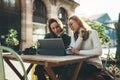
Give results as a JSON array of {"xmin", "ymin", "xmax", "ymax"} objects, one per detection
[{"xmin": 0, "ymin": 0, "xmax": 79, "ymax": 50}]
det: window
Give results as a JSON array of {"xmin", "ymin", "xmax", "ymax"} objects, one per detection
[
  {"xmin": 33, "ymin": 0, "xmax": 47, "ymax": 42},
  {"xmin": 33, "ymin": 23, "xmax": 46, "ymax": 42},
  {"xmin": 58, "ymin": 7, "xmax": 68, "ymax": 33},
  {"xmin": 33, "ymin": 0, "xmax": 47, "ymax": 23},
  {"xmin": 0, "ymin": 0, "xmax": 20, "ymax": 13},
  {"xmin": 58, "ymin": 7, "xmax": 68, "ymax": 24},
  {"xmin": 10, "ymin": 0, "xmax": 15, "ymax": 8},
  {"xmin": 2, "ymin": 0, "xmax": 16, "ymax": 9},
  {"xmin": 3, "ymin": 0, "xmax": 9, "ymax": 8}
]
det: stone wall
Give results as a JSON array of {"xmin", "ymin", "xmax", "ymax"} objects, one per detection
[{"xmin": 21, "ymin": 0, "xmax": 79, "ymax": 50}]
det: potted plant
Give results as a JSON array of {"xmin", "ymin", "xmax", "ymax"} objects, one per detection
[{"xmin": 5, "ymin": 29, "xmax": 19, "ymax": 49}]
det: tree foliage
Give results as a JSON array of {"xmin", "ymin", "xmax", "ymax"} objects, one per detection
[{"xmin": 88, "ymin": 22, "xmax": 110, "ymax": 45}]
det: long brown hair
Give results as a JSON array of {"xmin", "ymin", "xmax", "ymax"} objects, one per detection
[
  {"xmin": 48, "ymin": 18, "xmax": 63, "ymax": 38},
  {"xmin": 68, "ymin": 16, "xmax": 91, "ymax": 40}
]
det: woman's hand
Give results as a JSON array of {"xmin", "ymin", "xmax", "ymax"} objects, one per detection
[
  {"xmin": 57, "ymin": 28, "xmax": 66, "ymax": 37},
  {"xmin": 79, "ymin": 28, "xmax": 85, "ymax": 37},
  {"xmin": 69, "ymin": 47, "xmax": 79, "ymax": 55},
  {"xmin": 80, "ymin": 28, "xmax": 89, "ymax": 40}
]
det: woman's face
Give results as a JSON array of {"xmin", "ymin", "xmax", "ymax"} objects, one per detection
[
  {"xmin": 50, "ymin": 22, "xmax": 62, "ymax": 35},
  {"xmin": 68, "ymin": 19, "xmax": 80, "ymax": 33}
]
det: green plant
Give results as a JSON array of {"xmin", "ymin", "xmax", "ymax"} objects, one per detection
[
  {"xmin": 88, "ymin": 22, "xmax": 110, "ymax": 45},
  {"xmin": 5, "ymin": 29, "xmax": 19, "ymax": 47}
]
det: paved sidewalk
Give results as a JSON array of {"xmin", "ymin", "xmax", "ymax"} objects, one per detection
[{"xmin": 4, "ymin": 60, "xmax": 32, "ymax": 80}]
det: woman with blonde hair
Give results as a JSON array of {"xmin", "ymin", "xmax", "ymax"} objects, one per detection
[{"xmin": 61, "ymin": 15, "xmax": 103, "ymax": 80}]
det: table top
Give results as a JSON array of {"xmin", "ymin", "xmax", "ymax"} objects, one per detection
[{"xmin": 3, "ymin": 54, "xmax": 98, "ymax": 67}]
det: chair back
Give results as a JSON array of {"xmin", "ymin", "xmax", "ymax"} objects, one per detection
[{"xmin": 0, "ymin": 45, "xmax": 28, "ymax": 80}]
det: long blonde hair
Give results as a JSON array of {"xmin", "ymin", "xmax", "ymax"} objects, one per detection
[
  {"xmin": 68, "ymin": 15, "xmax": 91, "ymax": 31},
  {"xmin": 68, "ymin": 15, "xmax": 91, "ymax": 40}
]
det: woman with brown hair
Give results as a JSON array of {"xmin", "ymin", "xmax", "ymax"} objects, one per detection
[
  {"xmin": 61, "ymin": 15, "xmax": 103, "ymax": 80},
  {"xmin": 45, "ymin": 18, "xmax": 71, "ymax": 48},
  {"xmin": 34, "ymin": 18, "xmax": 71, "ymax": 80}
]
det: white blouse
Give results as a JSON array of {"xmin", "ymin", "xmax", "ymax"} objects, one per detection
[{"xmin": 70, "ymin": 29, "xmax": 103, "ymax": 68}]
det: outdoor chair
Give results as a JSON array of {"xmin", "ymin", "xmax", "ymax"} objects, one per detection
[{"xmin": 0, "ymin": 45, "xmax": 28, "ymax": 80}]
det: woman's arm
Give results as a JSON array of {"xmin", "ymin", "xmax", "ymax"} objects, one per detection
[
  {"xmin": 70, "ymin": 35, "xmax": 83, "ymax": 50},
  {"xmin": 79, "ymin": 30, "xmax": 102, "ymax": 56},
  {"xmin": 62, "ymin": 34, "xmax": 71, "ymax": 49}
]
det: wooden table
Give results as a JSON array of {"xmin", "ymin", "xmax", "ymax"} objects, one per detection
[{"xmin": 3, "ymin": 54, "xmax": 97, "ymax": 80}]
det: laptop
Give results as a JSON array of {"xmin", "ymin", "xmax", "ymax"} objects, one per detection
[{"xmin": 37, "ymin": 38, "xmax": 72, "ymax": 56}]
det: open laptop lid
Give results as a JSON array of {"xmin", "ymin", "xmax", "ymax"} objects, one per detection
[
  {"xmin": 37, "ymin": 38, "xmax": 66, "ymax": 56},
  {"xmin": 38, "ymin": 38, "xmax": 65, "ymax": 49}
]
